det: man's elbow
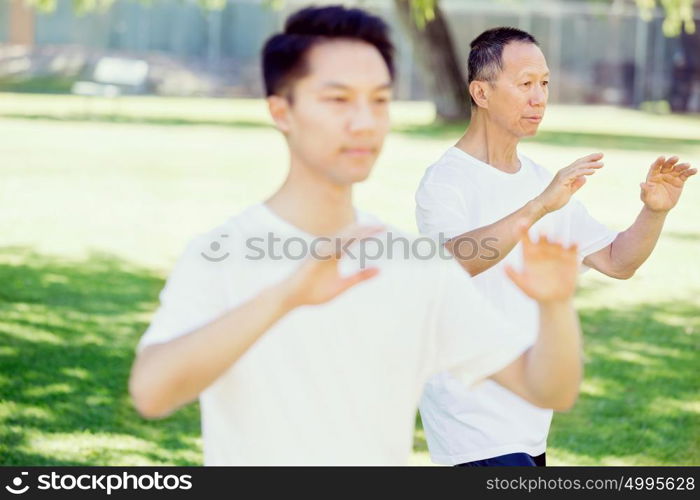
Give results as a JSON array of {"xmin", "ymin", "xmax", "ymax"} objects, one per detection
[
  {"xmin": 531, "ymin": 384, "xmax": 580, "ymax": 412},
  {"xmin": 598, "ymin": 251, "xmax": 636, "ymax": 280},
  {"xmin": 548, "ymin": 391, "xmax": 579, "ymax": 412},
  {"xmin": 131, "ymin": 389, "xmax": 173, "ymax": 420},
  {"xmin": 130, "ymin": 387, "xmax": 160, "ymax": 420},
  {"xmin": 592, "ymin": 259, "xmax": 636, "ymax": 279},
  {"xmin": 607, "ymin": 267, "xmax": 635, "ymax": 280},
  {"xmin": 531, "ymin": 393, "xmax": 578, "ymax": 412},
  {"xmin": 129, "ymin": 371, "xmax": 173, "ymax": 420},
  {"xmin": 445, "ymin": 241, "xmax": 482, "ymax": 277}
]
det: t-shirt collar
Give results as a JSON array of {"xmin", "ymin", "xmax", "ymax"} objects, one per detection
[
  {"xmin": 256, "ymin": 202, "xmax": 375, "ymax": 239},
  {"xmin": 448, "ymin": 146, "xmax": 528, "ymax": 179}
]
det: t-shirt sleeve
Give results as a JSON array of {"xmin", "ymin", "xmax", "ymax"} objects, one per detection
[
  {"xmin": 567, "ymin": 198, "xmax": 619, "ymax": 267},
  {"xmin": 415, "ymin": 180, "xmax": 472, "ymax": 240},
  {"xmin": 137, "ymin": 235, "xmax": 230, "ymax": 353},
  {"xmin": 425, "ymin": 258, "xmax": 533, "ymax": 388}
]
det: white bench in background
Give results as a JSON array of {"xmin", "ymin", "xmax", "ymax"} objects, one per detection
[{"xmin": 72, "ymin": 57, "xmax": 149, "ymax": 97}]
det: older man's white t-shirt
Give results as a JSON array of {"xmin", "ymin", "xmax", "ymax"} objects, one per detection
[
  {"xmin": 137, "ymin": 203, "xmax": 532, "ymax": 465},
  {"xmin": 415, "ymin": 147, "xmax": 617, "ymax": 465}
]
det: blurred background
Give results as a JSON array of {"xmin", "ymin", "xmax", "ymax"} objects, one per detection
[
  {"xmin": 1, "ymin": 0, "xmax": 698, "ymax": 466},
  {"xmin": 2, "ymin": 0, "xmax": 700, "ymax": 111}
]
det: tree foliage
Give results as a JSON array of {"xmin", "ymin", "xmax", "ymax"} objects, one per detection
[{"xmin": 635, "ymin": 0, "xmax": 696, "ymax": 36}]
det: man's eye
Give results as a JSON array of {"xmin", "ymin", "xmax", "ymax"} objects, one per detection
[
  {"xmin": 374, "ymin": 97, "xmax": 390, "ymax": 104},
  {"xmin": 521, "ymin": 81, "xmax": 532, "ymax": 88},
  {"xmin": 542, "ymin": 81, "xmax": 549, "ymax": 87},
  {"xmin": 326, "ymin": 97, "xmax": 348, "ymax": 103}
]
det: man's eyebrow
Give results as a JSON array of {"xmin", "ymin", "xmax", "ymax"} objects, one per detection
[
  {"xmin": 319, "ymin": 82, "xmax": 393, "ymax": 91},
  {"xmin": 519, "ymin": 70, "xmax": 550, "ymax": 78},
  {"xmin": 373, "ymin": 83, "xmax": 394, "ymax": 91}
]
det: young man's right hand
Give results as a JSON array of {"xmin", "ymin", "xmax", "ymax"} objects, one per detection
[
  {"xmin": 533, "ymin": 153, "xmax": 604, "ymax": 214},
  {"xmin": 504, "ymin": 228, "xmax": 578, "ymax": 304},
  {"xmin": 281, "ymin": 224, "xmax": 384, "ymax": 308}
]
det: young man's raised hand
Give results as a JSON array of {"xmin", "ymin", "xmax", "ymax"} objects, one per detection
[
  {"xmin": 282, "ymin": 224, "xmax": 383, "ymax": 308},
  {"xmin": 504, "ymin": 229, "xmax": 579, "ymax": 303}
]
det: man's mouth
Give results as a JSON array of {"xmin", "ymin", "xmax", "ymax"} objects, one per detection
[
  {"xmin": 524, "ymin": 116, "xmax": 542, "ymax": 123},
  {"xmin": 341, "ymin": 147, "xmax": 376, "ymax": 156}
]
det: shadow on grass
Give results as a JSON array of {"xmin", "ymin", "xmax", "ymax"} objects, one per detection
[
  {"xmin": 396, "ymin": 122, "xmax": 700, "ymax": 153},
  {"xmin": 0, "ymin": 247, "xmax": 201, "ymax": 466},
  {"xmin": 549, "ymin": 301, "xmax": 699, "ymax": 465},
  {"xmin": 2, "ymin": 247, "xmax": 697, "ymax": 465},
  {"xmin": 411, "ymin": 300, "xmax": 699, "ymax": 465}
]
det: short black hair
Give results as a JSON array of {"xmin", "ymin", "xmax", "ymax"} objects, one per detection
[
  {"xmin": 467, "ymin": 27, "xmax": 539, "ymax": 106},
  {"xmin": 262, "ymin": 5, "xmax": 395, "ymax": 98}
]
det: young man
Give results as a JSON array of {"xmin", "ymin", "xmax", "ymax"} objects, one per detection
[
  {"xmin": 415, "ymin": 27, "xmax": 696, "ymax": 467},
  {"xmin": 130, "ymin": 8, "xmax": 584, "ymax": 466}
]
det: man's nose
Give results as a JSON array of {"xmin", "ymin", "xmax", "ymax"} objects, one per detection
[
  {"xmin": 348, "ymin": 100, "xmax": 376, "ymax": 133},
  {"xmin": 530, "ymin": 84, "xmax": 547, "ymax": 107}
]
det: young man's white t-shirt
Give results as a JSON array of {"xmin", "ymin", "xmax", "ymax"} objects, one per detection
[
  {"xmin": 415, "ymin": 147, "xmax": 618, "ymax": 465},
  {"xmin": 137, "ymin": 203, "xmax": 534, "ymax": 465}
]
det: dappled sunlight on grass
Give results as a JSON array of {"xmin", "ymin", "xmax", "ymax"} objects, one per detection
[
  {"xmin": 548, "ymin": 302, "xmax": 699, "ymax": 465},
  {"xmin": 1, "ymin": 97, "xmax": 698, "ymax": 465},
  {"xmin": 0, "ymin": 248, "xmax": 203, "ymax": 466},
  {"xmin": 21, "ymin": 432, "xmax": 202, "ymax": 466}
]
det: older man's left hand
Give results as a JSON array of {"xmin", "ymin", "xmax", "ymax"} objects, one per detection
[{"xmin": 641, "ymin": 156, "xmax": 697, "ymax": 213}]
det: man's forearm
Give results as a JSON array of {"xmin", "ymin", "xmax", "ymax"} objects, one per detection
[
  {"xmin": 446, "ymin": 199, "xmax": 547, "ymax": 276},
  {"xmin": 129, "ymin": 282, "xmax": 297, "ymax": 419},
  {"xmin": 524, "ymin": 300, "xmax": 583, "ymax": 410},
  {"xmin": 598, "ymin": 206, "xmax": 667, "ymax": 278},
  {"xmin": 490, "ymin": 299, "xmax": 582, "ymax": 411}
]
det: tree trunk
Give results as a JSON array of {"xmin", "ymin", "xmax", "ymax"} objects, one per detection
[
  {"xmin": 10, "ymin": 0, "xmax": 35, "ymax": 46},
  {"xmin": 393, "ymin": 0, "xmax": 470, "ymax": 123}
]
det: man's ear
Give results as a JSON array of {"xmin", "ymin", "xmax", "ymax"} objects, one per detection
[
  {"xmin": 469, "ymin": 80, "xmax": 490, "ymax": 109},
  {"xmin": 267, "ymin": 95, "xmax": 291, "ymax": 133}
]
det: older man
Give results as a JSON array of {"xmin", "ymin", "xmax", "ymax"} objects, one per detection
[{"xmin": 415, "ymin": 27, "xmax": 696, "ymax": 467}]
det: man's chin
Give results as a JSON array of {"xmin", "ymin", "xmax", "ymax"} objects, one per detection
[
  {"xmin": 340, "ymin": 158, "xmax": 376, "ymax": 182},
  {"xmin": 347, "ymin": 169, "xmax": 373, "ymax": 184},
  {"xmin": 332, "ymin": 168, "xmax": 373, "ymax": 186},
  {"xmin": 520, "ymin": 126, "xmax": 540, "ymax": 138}
]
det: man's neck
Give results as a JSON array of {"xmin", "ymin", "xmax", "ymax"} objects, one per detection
[
  {"xmin": 455, "ymin": 111, "xmax": 521, "ymax": 173},
  {"xmin": 265, "ymin": 160, "xmax": 355, "ymax": 237}
]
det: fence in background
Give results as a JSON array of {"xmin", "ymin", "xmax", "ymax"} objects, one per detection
[{"xmin": 1, "ymin": 0, "xmax": 699, "ymax": 109}]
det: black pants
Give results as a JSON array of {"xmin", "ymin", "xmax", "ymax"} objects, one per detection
[{"xmin": 456, "ymin": 452, "xmax": 546, "ymax": 467}]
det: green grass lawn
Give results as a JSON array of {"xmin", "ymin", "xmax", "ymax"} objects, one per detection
[{"xmin": 1, "ymin": 93, "xmax": 698, "ymax": 465}]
